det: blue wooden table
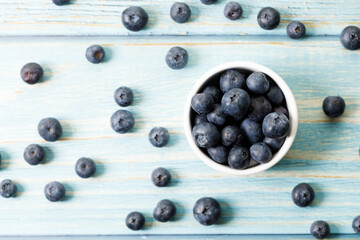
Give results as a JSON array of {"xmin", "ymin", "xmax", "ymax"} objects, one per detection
[{"xmin": 0, "ymin": 0, "xmax": 359, "ymax": 239}]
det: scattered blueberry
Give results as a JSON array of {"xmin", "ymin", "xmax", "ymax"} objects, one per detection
[
  {"xmin": 310, "ymin": 220, "xmax": 330, "ymax": 239},
  {"xmin": 75, "ymin": 157, "xmax": 96, "ymax": 178},
  {"xmin": 191, "ymin": 93, "xmax": 214, "ymax": 114},
  {"xmin": 266, "ymin": 85, "xmax": 284, "ymax": 106},
  {"xmin": 221, "ymin": 88, "xmax": 250, "ymax": 119},
  {"xmin": 110, "ymin": 110, "xmax": 135, "ymax": 134},
  {"xmin": 207, "ymin": 145, "xmax": 228, "ymax": 164},
  {"xmin": 170, "ymin": 2, "xmax": 191, "ymax": 23},
  {"xmin": 287, "ymin": 21, "xmax": 306, "ymax": 39},
  {"xmin": 44, "ymin": 181, "xmax": 65, "ymax": 202},
  {"xmin": 85, "ymin": 44, "xmax": 105, "ymax": 64},
  {"xmin": 257, "ymin": 7, "xmax": 280, "ymax": 30},
  {"xmin": 38, "ymin": 117, "xmax": 63, "ymax": 142},
  {"xmin": 340, "ymin": 26, "xmax": 360, "ymax": 50},
  {"xmin": 0, "ymin": 179, "xmax": 17, "ymax": 198},
  {"xmin": 228, "ymin": 146, "xmax": 250, "ymax": 169},
  {"xmin": 240, "ymin": 118, "xmax": 263, "ymax": 144},
  {"xmin": 151, "ymin": 167, "xmax": 171, "ymax": 187},
  {"xmin": 20, "ymin": 62, "xmax": 43, "ymax": 85},
  {"xmin": 165, "ymin": 46, "xmax": 188, "ymax": 69},
  {"xmin": 292, "ymin": 183, "xmax": 315, "ymax": 207},
  {"xmin": 193, "ymin": 197, "xmax": 221, "ymax": 226},
  {"xmin": 126, "ymin": 212, "xmax": 145, "ymax": 231},
  {"xmin": 352, "ymin": 215, "xmax": 360, "ymax": 234},
  {"xmin": 224, "ymin": 2, "xmax": 242, "ymax": 20},
  {"xmin": 221, "ymin": 125, "xmax": 244, "ymax": 146},
  {"xmin": 122, "ymin": 6, "xmax": 148, "ymax": 32},
  {"xmin": 250, "ymin": 142, "xmax": 272, "ymax": 164},
  {"xmin": 263, "ymin": 137, "xmax": 285, "ymax": 153},
  {"xmin": 248, "ymin": 96, "xmax": 272, "ymax": 122},
  {"xmin": 192, "ymin": 122, "xmax": 220, "ymax": 148},
  {"xmin": 273, "ymin": 105, "xmax": 289, "ymax": 118},
  {"xmin": 200, "ymin": 0, "xmax": 217, "ymax": 5},
  {"xmin": 114, "ymin": 86, "xmax": 134, "ymax": 107},
  {"xmin": 203, "ymin": 86, "xmax": 222, "ymax": 103},
  {"xmin": 52, "ymin": 0, "xmax": 70, "ymax": 6},
  {"xmin": 149, "ymin": 127, "xmax": 170, "ymax": 148},
  {"xmin": 23, "ymin": 144, "xmax": 45, "ymax": 165},
  {"xmin": 246, "ymin": 72, "xmax": 270, "ymax": 95},
  {"xmin": 194, "ymin": 114, "xmax": 208, "ymax": 125},
  {"xmin": 220, "ymin": 70, "xmax": 245, "ymax": 93},
  {"xmin": 153, "ymin": 199, "xmax": 176, "ymax": 222},
  {"xmin": 207, "ymin": 104, "xmax": 227, "ymax": 126},
  {"xmin": 322, "ymin": 96, "xmax": 346, "ymax": 118},
  {"xmin": 262, "ymin": 112, "xmax": 290, "ymax": 139}
]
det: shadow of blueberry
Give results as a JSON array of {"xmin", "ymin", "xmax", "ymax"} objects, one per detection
[
  {"xmin": 172, "ymin": 201, "xmax": 185, "ymax": 222},
  {"xmin": 142, "ymin": 214, "xmax": 154, "ymax": 230},
  {"xmin": 216, "ymin": 199, "xmax": 234, "ymax": 225},
  {"xmin": 14, "ymin": 181, "xmax": 24, "ymax": 197},
  {"xmin": 132, "ymin": 88, "xmax": 144, "ymax": 106},
  {"xmin": 165, "ymin": 131, "xmax": 179, "ymax": 148},
  {"xmin": 42, "ymin": 146, "xmax": 54, "ymax": 165},
  {"xmin": 93, "ymin": 161, "xmax": 105, "ymax": 178},
  {"xmin": 102, "ymin": 47, "xmax": 113, "ymax": 63},
  {"xmin": 61, "ymin": 183, "xmax": 73, "ymax": 201},
  {"xmin": 189, "ymin": 5, "xmax": 199, "ymax": 22},
  {"xmin": 41, "ymin": 65, "xmax": 51, "ymax": 83},
  {"xmin": 60, "ymin": 120, "xmax": 73, "ymax": 139},
  {"xmin": 167, "ymin": 169, "xmax": 180, "ymax": 187},
  {"xmin": 308, "ymin": 182, "xmax": 325, "ymax": 206},
  {"xmin": 0, "ymin": 151, "xmax": 10, "ymax": 170}
]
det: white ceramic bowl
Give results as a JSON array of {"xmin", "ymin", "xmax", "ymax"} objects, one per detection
[{"xmin": 184, "ymin": 62, "xmax": 298, "ymax": 175}]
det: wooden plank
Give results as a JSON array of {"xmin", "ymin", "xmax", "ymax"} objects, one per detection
[
  {"xmin": 0, "ymin": 0, "xmax": 359, "ymax": 36},
  {"xmin": 0, "ymin": 36, "xmax": 359, "ymax": 235}
]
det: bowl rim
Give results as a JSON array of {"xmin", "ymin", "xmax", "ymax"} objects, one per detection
[{"xmin": 184, "ymin": 61, "xmax": 298, "ymax": 176}]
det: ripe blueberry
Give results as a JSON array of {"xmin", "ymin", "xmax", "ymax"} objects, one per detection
[
  {"xmin": 149, "ymin": 127, "xmax": 170, "ymax": 147},
  {"xmin": 292, "ymin": 183, "xmax": 314, "ymax": 207},
  {"xmin": 352, "ymin": 215, "xmax": 360, "ymax": 234},
  {"xmin": 250, "ymin": 142, "xmax": 272, "ymax": 164},
  {"xmin": 200, "ymin": 0, "xmax": 217, "ymax": 5},
  {"xmin": 207, "ymin": 145, "xmax": 228, "ymax": 164},
  {"xmin": 257, "ymin": 7, "xmax": 280, "ymax": 30},
  {"xmin": 262, "ymin": 112, "xmax": 290, "ymax": 139},
  {"xmin": 192, "ymin": 122, "xmax": 220, "ymax": 148},
  {"xmin": 191, "ymin": 93, "xmax": 214, "ymax": 114},
  {"xmin": 322, "ymin": 96, "xmax": 346, "ymax": 117},
  {"xmin": 266, "ymin": 85, "xmax": 284, "ymax": 106},
  {"xmin": 273, "ymin": 106, "xmax": 289, "ymax": 118},
  {"xmin": 224, "ymin": 2, "xmax": 242, "ymax": 20},
  {"xmin": 86, "ymin": 44, "xmax": 105, "ymax": 64},
  {"xmin": 340, "ymin": 26, "xmax": 360, "ymax": 50},
  {"xmin": 287, "ymin": 21, "xmax": 306, "ymax": 39},
  {"xmin": 310, "ymin": 220, "xmax": 330, "ymax": 239},
  {"xmin": 0, "ymin": 179, "xmax": 17, "ymax": 198},
  {"xmin": 44, "ymin": 181, "xmax": 65, "ymax": 202},
  {"xmin": 220, "ymin": 70, "xmax": 245, "ymax": 93},
  {"xmin": 170, "ymin": 2, "xmax": 191, "ymax": 23},
  {"xmin": 126, "ymin": 212, "xmax": 145, "ymax": 231},
  {"xmin": 194, "ymin": 114, "xmax": 208, "ymax": 125},
  {"xmin": 153, "ymin": 199, "xmax": 176, "ymax": 222},
  {"xmin": 165, "ymin": 46, "xmax": 188, "ymax": 69},
  {"xmin": 221, "ymin": 88, "xmax": 250, "ymax": 119},
  {"xmin": 246, "ymin": 72, "xmax": 270, "ymax": 95},
  {"xmin": 20, "ymin": 62, "xmax": 43, "ymax": 85},
  {"xmin": 221, "ymin": 125, "xmax": 244, "ymax": 146},
  {"xmin": 193, "ymin": 197, "xmax": 221, "ymax": 226},
  {"xmin": 228, "ymin": 146, "xmax": 250, "ymax": 169},
  {"xmin": 122, "ymin": 6, "xmax": 148, "ymax": 32},
  {"xmin": 248, "ymin": 96, "xmax": 272, "ymax": 122},
  {"xmin": 203, "ymin": 86, "xmax": 222, "ymax": 103},
  {"xmin": 52, "ymin": 0, "xmax": 70, "ymax": 5},
  {"xmin": 240, "ymin": 118, "xmax": 263, "ymax": 144},
  {"xmin": 38, "ymin": 117, "xmax": 63, "ymax": 142},
  {"xmin": 75, "ymin": 157, "xmax": 96, "ymax": 178},
  {"xmin": 151, "ymin": 167, "xmax": 171, "ymax": 187},
  {"xmin": 263, "ymin": 137, "xmax": 285, "ymax": 153},
  {"xmin": 23, "ymin": 144, "xmax": 45, "ymax": 165},
  {"xmin": 114, "ymin": 86, "xmax": 134, "ymax": 107},
  {"xmin": 110, "ymin": 110, "xmax": 135, "ymax": 134},
  {"xmin": 207, "ymin": 104, "xmax": 227, "ymax": 126}
]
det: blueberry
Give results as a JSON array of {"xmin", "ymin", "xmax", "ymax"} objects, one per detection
[
  {"xmin": 257, "ymin": 7, "xmax": 280, "ymax": 30},
  {"xmin": 151, "ymin": 167, "xmax": 171, "ymax": 187},
  {"xmin": 273, "ymin": 106, "xmax": 289, "ymax": 118},
  {"xmin": 149, "ymin": 127, "xmax": 170, "ymax": 147},
  {"xmin": 262, "ymin": 112, "xmax": 290, "ymax": 139},
  {"xmin": 200, "ymin": 0, "xmax": 217, "ymax": 5},
  {"xmin": 203, "ymin": 86, "xmax": 222, "ymax": 103},
  {"xmin": 207, "ymin": 145, "xmax": 228, "ymax": 164},
  {"xmin": 110, "ymin": 110, "xmax": 135, "ymax": 134},
  {"xmin": 246, "ymin": 72, "xmax": 270, "ymax": 95},
  {"xmin": 352, "ymin": 215, "xmax": 360, "ymax": 234},
  {"xmin": 114, "ymin": 86, "xmax": 134, "ymax": 107},
  {"xmin": 322, "ymin": 96, "xmax": 346, "ymax": 118},
  {"xmin": 192, "ymin": 122, "xmax": 220, "ymax": 148},
  {"xmin": 207, "ymin": 104, "xmax": 227, "ymax": 126},
  {"xmin": 310, "ymin": 220, "xmax": 330, "ymax": 239},
  {"xmin": 240, "ymin": 118, "xmax": 263, "ymax": 144},
  {"xmin": 38, "ymin": 117, "xmax": 63, "ymax": 142},
  {"xmin": 221, "ymin": 88, "xmax": 250, "ymax": 119},
  {"xmin": 250, "ymin": 142, "xmax": 272, "ymax": 164},
  {"xmin": 224, "ymin": 2, "xmax": 242, "ymax": 20},
  {"xmin": 263, "ymin": 137, "xmax": 285, "ymax": 153},
  {"xmin": 44, "ymin": 181, "xmax": 65, "ymax": 202},
  {"xmin": 287, "ymin": 21, "xmax": 306, "ymax": 39},
  {"xmin": 126, "ymin": 211, "xmax": 145, "ymax": 231},
  {"xmin": 291, "ymin": 183, "xmax": 315, "ymax": 207},
  {"xmin": 266, "ymin": 85, "xmax": 284, "ymax": 105},
  {"xmin": 153, "ymin": 199, "xmax": 176, "ymax": 222},
  {"xmin": 20, "ymin": 62, "xmax": 43, "ymax": 85},
  {"xmin": 194, "ymin": 114, "xmax": 208, "ymax": 125},
  {"xmin": 221, "ymin": 125, "xmax": 244, "ymax": 146},
  {"xmin": 228, "ymin": 146, "xmax": 250, "ymax": 169},
  {"xmin": 170, "ymin": 2, "xmax": 191, "ymax": 24},
  {"xmin": 52, "ymin": 0, "xmax": 70, "ymax": 6},
  {"xmin": 75, "ymin": 157, "xmax": 96, "ymax": 178},
  {"xmin": 85, "ymin": 44, "xmax": 105, "ymax": 64},
  {"xmin": 23, "ymin": 144, "xmax": 45, "ymax": 165},
  {"xmin": 220, "ymin": 70, "xmax": 245, "ymax": 93},
  {"xmin": 165, "ymin": 46, "xmax": 188, "ymax": 69},
  {"xmin": 248, "ymin": 96, "xmax": 272, "ymax": 122},
  {"xmin": 191, "ymin": 93, "xmax": 214, "ymax": 114},
  {"xmin": 0, "ymin": 179, "xmax": 17, "ymax": 198},
  {"xmin": 340, "ymin": 26, "xmax": 360, "ymax": 50},
  {"xmin": 122, "ymin": 6, "xmax": 148, "ymax": 32},
  {"xmin": 193, "ymin": 197, "xmax": 221, "ymax": 226}
]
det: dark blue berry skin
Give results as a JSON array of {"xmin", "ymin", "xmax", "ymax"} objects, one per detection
[
  {"xmin": 151, "ymin": 167, "xmax": 171, "ymax": 187},
  {"xmin": 340, "ymin": 26, "xmax": 360, "ymax": 50},
  {"xmin": 224, "ymin": 2, "xmax": 242, "ymax": 20},
  {"xmin": 287, "ymin": 21, "xmax": 306, "ymax": 39},
  {"xmin": 38, "ymin": 117, "xmax": 63, "ymax": 142},
  {"xmin": 207, "ymin": 145, "xmax": 228, "ymax": 164},
  {"xmin": 75, "ymin": 157, "xmax": 96, "ymax": 178},
  {"xmin": 221, "ymin": 88, "xmax": 250, "ymax": 119},
  {"xmin": 310, "ymin": 220, "xmax": 330, "ymax": 239},
  {"xmin": 248, "ymin": 96, "xmax": 272, "ymax": 122},
  {"xmin": 263, "ymin": 137, "xmax": 285, "ymax": 153},
  {"xmin": 228, "ymin": 146, "xmax": 250, "ymax": 169},
  {"xmin": 193, "ymin": 197, "xmax": 221, "ymax": 226},
  {"xmin": 20, "ymin": 62, "xmax": 43, "ymax": 85},
  {"xmin": 262, "ymin": 112, "xmax": 290, "ymax": 139},
  {"xmin": 292, "ymin": 183, "xmax": 314, "ymax": 207},
  {"xmin": 126, "ymin": 212, "xmax": 145, "ymax": 231},
  {"xmin": 170, "ymin": 2, "xmax": 191, "ymax": 24},
  {"xmin": 352, "ymin": 216, "xmax": 360, "ymax": 233},
  {"xmin": 203, "ymin": 86, "xmax": 222, "ymax": 103},
  {"xmin": 23, "ymin": 144, "xmax": 45, "ymax": 165},
  {"xmin": 200, "ymin": 0, "xmax": 217, "ymax": 5},
  {"xmin": 257, "ymin": 7, "xmax": 280, "ymax": 30},
  {"xmin": 191, "ymin": 93, "xmax": 214, "ymax": 115},
  {"xmin": 240, "ymin": 118, "xmax": 263, "ymax": 144},
  {"xmin": 194, "ymin": 114, "xmax": 208, "ymax": 125},
  {"xmin": 149, "ymin": 127, "xmax": 170, "ymax": 147},
  {"xmin": 114, "ymin": 86, "xmax": 134, "ymax": 107},
  {"xmin": 110, "ymin": 110, "xmax": 135, "ymax": 134},
  {"xmin": 0, "ymin": 179, "xmax": 17, "ymax": 198},
  {"xmin": 246, "ymin": 72, "xmax": 270, "ymax": 95},
  {"xmin": 192, "ymin": 122, "xmax": 220, "ymax": 148},
  {"xmin": 273, "ymin": 106, "xmax": 289, "ymax": 118},
  {"xmin": 52, "ymin": 0, "xmax": 70, "ymax": 6},
  {"xmin": 250, "ymin": 142, "xmax": 272, "ymax": 164},
  {"xmin": 322, "ymin": 96, "xmax": 346, "ymax": 118},
  {"xmin": 266, "ymin": 85, "xmax": 284, "ymax": 106},
  {"xmin": 122, "ymin": 6, "xmax": 148, "ymax": 32},
  {"xmin": 220, "ymin": 70, "xmax": 245, "ymax": 93},
  {"xmin": 207, "ymin": 104, "xmax": 227, "ymax": 126},
  {"xmin": 44, "ymin": 181, "xmax": 65, "ymax": 202},
  {"xmin": 85, "ymin": 45, "xmax": 105, "ymax": 64},
  {"xmin": 165, "ymin": 46, "xmax": 188, "ymax": 69},
  {"xmin": 221, "ymin": 125, "xmax": 244, "ymax": 146},
  {"xmin": 153, "ymin": 199, "xmax": 176, "ymax": 222}
]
